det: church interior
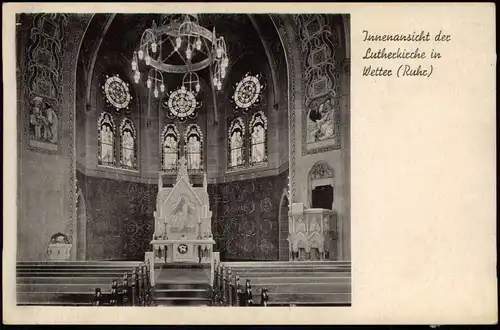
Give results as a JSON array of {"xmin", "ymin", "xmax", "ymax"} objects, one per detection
[{"xmin": 16, "ymin": 13, "xmax": 351, "ymax": 307}]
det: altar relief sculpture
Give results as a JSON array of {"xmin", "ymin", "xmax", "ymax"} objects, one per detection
[{"xmin": 171, "ymin": 195, "xmax": 197, "ymax": 232}]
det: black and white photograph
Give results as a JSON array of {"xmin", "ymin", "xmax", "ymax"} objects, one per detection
[{"xmin": 15, "ymin": 12, "xmax": 350, "ymax": 307}]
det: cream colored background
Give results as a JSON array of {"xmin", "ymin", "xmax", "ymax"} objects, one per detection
[{"xmin": 3, "ymin": 2, "xmax": 496, "ymax": 325}]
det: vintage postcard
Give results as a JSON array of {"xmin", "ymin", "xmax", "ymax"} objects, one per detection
[{"xmin": 2, "ymin": 2, "xmax": 496, "ymax": 325}]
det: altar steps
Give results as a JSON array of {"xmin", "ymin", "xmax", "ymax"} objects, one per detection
[
  {"xmin": 16, "ymin": 261, "xmax": 140, "ymax": 306},
  {"xmin": 153, "ymin": 264, "xmax": 212, "ymax": 306},
  {"xmin": 223, "ymin": 261, "xmax": 351, "ymax": 306},
  {"xmin": 154, "ymin": 283, "xmax": 212, "ymax": 306}
]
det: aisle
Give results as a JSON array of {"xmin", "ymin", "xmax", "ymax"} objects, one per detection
[{"xmin": 153, "ymin": 263, "xmax": 212, "ymax": 306}]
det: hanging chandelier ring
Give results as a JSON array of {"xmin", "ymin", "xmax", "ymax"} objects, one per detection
[
  {"xmin": 149, "ymin": 55, "xmax": 215, "ymax": 73},
  {"xmin": 144, "ymin": 22, "xmax": 217, "ymax": 73}
]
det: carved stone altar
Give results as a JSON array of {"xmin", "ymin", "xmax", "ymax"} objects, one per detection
[{"xmin": 151, "ymin": 157, "xmax": 215, "ymax": 264}]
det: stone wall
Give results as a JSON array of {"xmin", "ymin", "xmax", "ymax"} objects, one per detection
[
  {"xmin": 275, "ymin": 14, "xmax": 351, "ymax": 260},
  {"xmin": 17, "ymin": 14, "xmax": 91, "ymax": 261}
]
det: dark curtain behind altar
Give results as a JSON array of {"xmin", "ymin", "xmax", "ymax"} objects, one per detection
[{"xmin": 208, "ymin": 170, "xmax": 288, "ymax": 261}]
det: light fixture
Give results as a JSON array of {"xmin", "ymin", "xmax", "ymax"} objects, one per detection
[{"xmin": 132, "ymin": 14, "xmax": 229, "ymax": 100}]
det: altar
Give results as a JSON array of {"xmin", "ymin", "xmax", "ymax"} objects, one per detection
[{"xmin": 151, "ymin": 157, "xmax": 215, "ymax": 264}]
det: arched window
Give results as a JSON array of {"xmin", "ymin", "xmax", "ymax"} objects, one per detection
[
  {"xmin": 184, "ymin": 124, "xmax": 203, "ymax": 171},
  {"xmin": 120, "ymin": 118, "xmax": 137, "ymax": 170},
  {"xmin": 161, "ymin": 124, "xmax": 179, "ymax": 172},
  {"xmin": 98, "ymin": 112, "xmax": 116, "ymax": 167},
  {"xmin": 228, "ymin": 117, "xmax": 245, "ymax": 169},
  {"xmin": 249, "ymin": 111, "xmax": 268, "ymax": 166}
]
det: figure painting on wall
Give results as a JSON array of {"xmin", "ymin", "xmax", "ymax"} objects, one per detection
[
  {"xmin": 98, "ymin": 112, "xmax": 116, "ymax": 166},
  {"xmin": 43, "ymin": 103, "xmax": 58, "ymax": 144},
  {"xmin": 307, "ymin": 97, "xmax": 335, "ymax": 143},
  {"xmin": 29, "ymin": 96, "xmax": 59, "ymax": 145},
  {"xmin": 162, "ymin": 124, "xmax": 179, "ymax": 172},
  {"xmin": 185, "ymin": 124, "xmax": 203, "ymax": 171},
  {"xmin": 29, "ymin": 96, "xmax": 44, "ymax": 141},
  {"xmin": 250, "ymin": 111, "xmax": 268, "ymax": 166}
]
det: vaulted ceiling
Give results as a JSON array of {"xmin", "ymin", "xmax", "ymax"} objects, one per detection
[{"xmin": 78, "ymin": 14, "xmax": 286, "ymax": 111}]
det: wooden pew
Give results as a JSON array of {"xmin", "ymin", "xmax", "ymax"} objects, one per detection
[
  {"xmin": 97, "ymin": 261, "xmax": 153, "ymax": 307},
  {"xmin": 210, "ymin": 263, "xmax": 268, "ymax": 307},
  {"xmin": 17, "ymin": 261, "xmax": 141, "ymax": 306}
]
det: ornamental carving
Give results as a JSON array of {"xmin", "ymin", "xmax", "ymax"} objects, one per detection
[
  {"xmin": 24, "ymin": 13, "xmax": 69, "ymax": 154},
  {"xmin": 310, "ymin": 161, "xmax": 334, "ymax": 180}
]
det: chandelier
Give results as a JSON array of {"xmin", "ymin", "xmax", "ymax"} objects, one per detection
[{"xmin": 131, "ymin": 14, "xmax": 229, "ymax": 99}]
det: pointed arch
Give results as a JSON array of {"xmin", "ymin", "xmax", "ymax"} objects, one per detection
[
  {"xmin": 278, "ymin": 188, "xmax": 290, "ymax": 261},
  {"xmin": 119, "ymin": 117, "xmax": 137, "ymax": 170},
  {"xmin": 228, "ymin": 117, "xmax": 245, "ymax": 170},
  {"xmin": 161, "ymin": 124, "xmax": 180, "ymax": 172},
  {"xmin": 75, "ymin": 187, "xmax": 87, "ymax": 260},
  {"xmin": 184, "ymin": 123, "xmax": 204, "ymax": 172},
  {"xmin": 97, "ymin": 111, "xmax": 116, "ymax": 166},
  {"xmin": 249, "ymin": 110, "xmax": 268, "ymax": 166}
]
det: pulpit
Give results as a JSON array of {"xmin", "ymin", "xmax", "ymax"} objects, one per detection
[{"xmin": 151, "ymin": 157, "xmax": 215, "ymax": 264}]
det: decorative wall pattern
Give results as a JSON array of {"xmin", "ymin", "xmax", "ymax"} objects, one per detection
[
  {"xmin": 66, "ymin": 15, "xmax": 91, "ymax": 250},
  {"xmin": 208, "ymin": 172, "xmax": 287, "ymax": 261},
  {"xmin": 78, "ymin": 170, "xmax": 157, "ymax": 260},
  {"xmin": 24, "ymin": 13, "xmax": 68, "ymax": 154},
  {"xmin": 271, "ymin": 14, "xmax": 297, "ymax": 203},
  {"xmin": 292, "ymin": 14, "xmax": 341, "ymax": 154}
]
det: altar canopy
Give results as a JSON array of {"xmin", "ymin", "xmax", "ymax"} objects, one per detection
[{"xmin": 152, "ymin": 157, "xmax": 214, "ymax": 264}]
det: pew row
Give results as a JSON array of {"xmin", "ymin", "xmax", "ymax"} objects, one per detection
[{"xmin": 17, "ymin": 261, "xmax": 141, "ymax": 306}]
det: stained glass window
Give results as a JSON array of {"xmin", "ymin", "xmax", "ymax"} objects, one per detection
[
  {"xmin": 184, "ymin": 124, "xmax": 203, "ymax": 171},
  {"xmin": 164, "ymin": 87, "xmax": 199, "ymax": 122},
  {"xmin": 232, "ymin": 73, "xmax": 263, "ymax": 110},
  {"xmin": 249, "ymin": 111, "xmax": 268, "ymax": 166},
  {"xmin": 228, "ymin": 117, "xmax": 245, "ymax": 169},
  {"xmin": 102, "ymin": 74, "xmax": 132, "ymax": 110},
  {"xmin": 162, "ymin": 124, "xmax": 180, "ymax": 172},
  {"xmin": 97, "ymin": 112, "xmax": 116, "ymax": 166},
  {"xmin": 120, "ymin": 118, "xmax": 137, "ymax": 170}
]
